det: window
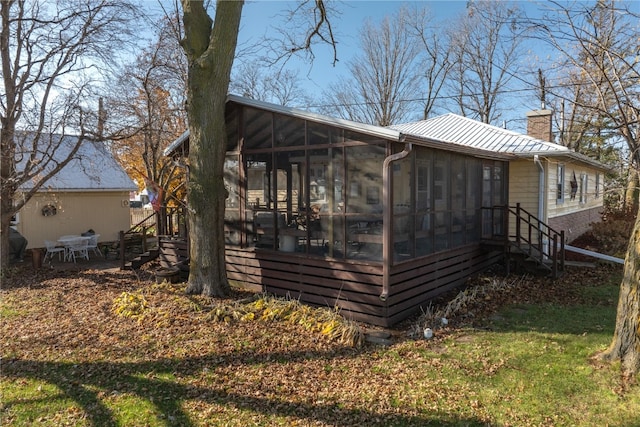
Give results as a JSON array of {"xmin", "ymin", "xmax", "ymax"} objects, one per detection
[
  {"xmin": 595, "ymin": 172, "xmax": 600, "ymax": 198},
  {"xmin": 556, "ymin": 164, "xmax": 565, "ymax": 204},
  {"xmin": 579, "ymin": 173, "xmax": 588, "ymax": 204}
]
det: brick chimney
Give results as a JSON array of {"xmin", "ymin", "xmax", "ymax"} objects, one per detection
[{"xmin": 526, "ymin": 109, "xmax": 553, "ymax": 141}]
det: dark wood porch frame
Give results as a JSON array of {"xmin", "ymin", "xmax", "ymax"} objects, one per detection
[{"xmin": 159, "ymin": 95, "xmax": 515, "ymax": 326}]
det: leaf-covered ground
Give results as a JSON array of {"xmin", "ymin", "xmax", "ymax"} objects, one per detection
[{"xmin": 1, "ymin": 259, "xmax": 637, "ymax": 426}]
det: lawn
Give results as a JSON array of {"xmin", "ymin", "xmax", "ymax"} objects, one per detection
[{"xmin": 1, "ymin": 262, "xmax": 638, "ymax": 426}]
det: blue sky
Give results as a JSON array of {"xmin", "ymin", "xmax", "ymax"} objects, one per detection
[
  {"xmin": 145, "ymin": 1, "xmax": 639, "ymax": 132},
  {"xmin": 237, "ymin": 1, "xmax": 473, "ymax": 95},
  {"xmin": 235, "ymin": 0, "xmax": 548, "ymax": 131}
]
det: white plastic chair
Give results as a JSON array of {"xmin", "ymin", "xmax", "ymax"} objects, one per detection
[
  {"xmin": 86, "ymin": 234, "xmax": 102, "ymax": 258},
  {"xmin": 44, "ymin": 240, "xmax": 65, "ymax": 262},
  {"xmin": 66, "ymin": 238, "xmax": 89, "ymax": 263}
]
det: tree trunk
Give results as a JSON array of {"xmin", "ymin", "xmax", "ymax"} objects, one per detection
[
  {"xmin": 624, "ymin": 169, "xmax": 639, "ymax": 214},
  {"xmin": 181, "ymin": 0, "xmax": 243, "ymax": 297},
  {"xmin": 599, "ymin": 172, "xmax": 640, "ymax": 380}
]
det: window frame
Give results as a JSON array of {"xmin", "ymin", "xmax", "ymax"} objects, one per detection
[{"xmin": 556, "ymin": 163, "xmax": 565, "ymax": 204}]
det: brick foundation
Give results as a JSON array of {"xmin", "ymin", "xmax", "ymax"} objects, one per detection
[{"xmin": 548, "ymin": 206, "xmax": 603, "ymax": 243}]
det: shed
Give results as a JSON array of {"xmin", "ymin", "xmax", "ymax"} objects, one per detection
[
  {"xmin": 14, "ymin": 134, "xmax": 137, "ymax": 250},
  {"xmin": 390, "ymin": 111, "xmax": 610, "ymax": 242},
  {"xmin": 164, "ymin": 95, "xmax": 517, "ymax": 326}
]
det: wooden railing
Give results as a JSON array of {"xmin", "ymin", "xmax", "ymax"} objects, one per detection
[
  {"xmin": 118, "ymin": 206, "xmax": 187, "ymax": 269},
  {"xmin": 482, "ymin": 203, "xmax": 565, "ymax": 277}
]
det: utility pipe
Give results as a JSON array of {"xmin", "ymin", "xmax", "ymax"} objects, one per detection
[{"xmin": 380, "ymin": 140, "xmax": 411, "ymax": 302}]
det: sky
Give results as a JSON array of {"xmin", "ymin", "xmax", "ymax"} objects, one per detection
[
  {"xmin": 233, "ymin": 0, "xmax": 554, "ymax": 132},
  {"xmin": 237, "ymin": 1, "xmax": 471, "ymax": 96},
  {"xmin": 145, "ymin": 0, "xmax": 639, "ymax": 133}
]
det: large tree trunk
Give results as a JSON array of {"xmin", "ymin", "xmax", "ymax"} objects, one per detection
[
  {"xmin": 624, "ymin": 169, "xmax": 639, "ymax": 214},
  {"xmin": 181, "ymin": 0, "xmax": 243, "ymax": 297},
  {"xmin": 599, "ymin": 171, "xmax": 640, "ymax": 380}
]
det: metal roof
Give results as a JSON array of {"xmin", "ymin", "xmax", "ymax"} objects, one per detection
[
  {"xmin": 390, "ymin": 113, "xmax": 569, "ymax": 154},
  {"xmin": 18, "ymin": 134, "xmax": 137, "ymax": 192},
  {"xmin": 165, "ymin": 96, "xmax": 512, "ymax": 161},
  {"xmin": 389, "ymin": 113, "xmax": 609, "ymax": 170}
]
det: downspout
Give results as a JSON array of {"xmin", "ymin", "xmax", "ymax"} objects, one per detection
[
  {"xmin": 534, "ymin": 155, "xmax": 547, "ymax": 256},
  {"xmin": 380, "ymin": 139, "xmax": 411, "ymax": 302}
]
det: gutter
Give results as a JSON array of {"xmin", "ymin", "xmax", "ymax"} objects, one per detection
[
  {"xmin": 380, "ymin": 140, "xmax": 412, "ymax": 302},
  {"xmin": 534, "ymin": 155, "xmax": 548, "ymax": 255}
]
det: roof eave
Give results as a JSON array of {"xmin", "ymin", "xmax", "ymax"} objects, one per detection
[{"xmin": 514, "ymin": 151, "xmax": 611, "ymax": 171}]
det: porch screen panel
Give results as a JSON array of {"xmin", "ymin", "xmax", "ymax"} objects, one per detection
[
  {"xmin": 344, "ymin": 144, "xmax": 385, "ymax": 261},
  {"xmin": 225, "ymin": 103, "xmax": 240, "ymax": 151},
  {"xmin": 465, "ymin": 158, "xmax": 482, "ymax": 242},
  {"xmin": 433, "ymin": 151, "xmax": 450, "ymax": 252},
  {"xmin": 309, "ymin": 148, "xmax": 332, "ymax": 256},
  {"xmin": 308, "ymin": 122, "xmax": 331, "ymax": 145},
  {"xmin": 224, "ymin": 155, "xmax": 241, "ymax": 246},
  {"xmin": 275, "ymin": 150, "xmax": 305, "ymax": 253},
  {"xmin": 245, "ymin": 153, "xmax": 283, "ymax": 249},
  {"xmin": 392, "ymin": 153, "xmax": 413, "ymax": 262},
  {"xmin": 451, "ymin": 154, "xmax": 465, "ymax": 247},
  {"xmin": 492, "ymin": 163, "xmax": 505, "ymax": 236},
  {"xmin": 415, "ymin": 147, "xmax": 433, "ymax": 257},
  {"xmin": 244, "ymin": 107, "xmax": 272, "ymax": 150},
  {"xmin": 274, "ymin": 114, "xmax": 305, "ymax": 148}
]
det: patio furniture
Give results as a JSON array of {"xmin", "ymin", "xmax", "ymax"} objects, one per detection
[
  {"xmin": 86, "ymin": 233, "xmax": 102, "ymax": 257},
  {"xmin": 58, "ymin": 235, "xmax": 91, "ymax": 262},
  {"xmin": 44, "ymin": 240, "xmax": 65, "ymax": 262},
  {"xmin": 65, "ymin": 237, "xmax": 90, "ymax": 263}
]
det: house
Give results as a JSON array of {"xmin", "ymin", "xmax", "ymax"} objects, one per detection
[
  {"xmin": 164, "ymin": 95, "xmax": 520, "ymax": 326},
  {"xmin": 13, "ymin": 134, "xmax": 137, "ymax": 251},
  {"xmin": 390, "ymin": 110, "xmax": 609, "ymax": 243}
]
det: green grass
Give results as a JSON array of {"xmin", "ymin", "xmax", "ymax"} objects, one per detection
[{"xmin": 2, "ymin": 272, "xmax": 639, "ymax": 426}]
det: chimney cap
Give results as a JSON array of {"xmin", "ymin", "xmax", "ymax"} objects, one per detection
[{"xmin": 526, "ymin": 109, "xmax": 553, "ymax": 117}]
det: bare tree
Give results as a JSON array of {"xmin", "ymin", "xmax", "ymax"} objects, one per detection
[
  {"xmin": 179, "ymin": 0, "xmax": 337, "ymax": 296},
  {"xmin": 0, "ymin": 0, "xmax": 137, "ymax": 269},
  {"xmin": 107, "ymin": 12, "xmax": 188, "ymax": 210},
  {"xmin": 320, "ymin": 6, "xmax": 421, "ymax": 126},
  {"xmin": 406, "ymin": 5, "xmax": 453, "ymax": 120},
  {"xmin": 535, "ymin": 0, "xmax": 640, "ymax": 380},
  {"xmin": 230, "ymin": 61, "xmax": 313, "ymax": 107},
  {"xmin": 446, "ymin": 0, "xmax": 525, "ymax": 124}
]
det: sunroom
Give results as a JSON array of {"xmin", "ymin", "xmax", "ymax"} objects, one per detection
[{"xmin": 165, "ymin": 95, "xmax": 512, "ymax": 326}]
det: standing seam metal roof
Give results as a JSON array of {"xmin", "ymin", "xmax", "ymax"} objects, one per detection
[{"xmin": 389, "ymin": 113, "xmax": 570, "ymax": 154}]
